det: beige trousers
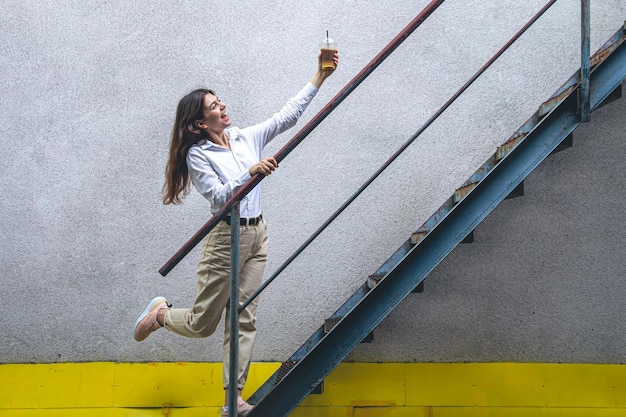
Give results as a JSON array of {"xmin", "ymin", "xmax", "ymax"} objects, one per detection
[{"xmin": 164, "ymin": 218, "xmax": 267, "ymax": 390}]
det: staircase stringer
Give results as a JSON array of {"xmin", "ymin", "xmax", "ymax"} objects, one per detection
[{"xmin": 246, "ymin": 23, "xmax": 626, "ymax": 417}]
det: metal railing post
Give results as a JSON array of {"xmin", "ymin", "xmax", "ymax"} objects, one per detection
[
  {"xmin": 581, "ymin": 0, "xmax": 591, "ymax": 121},
  {"xmin": 228, "ymin": 204, "xmax": 241, "ymax": 417}
]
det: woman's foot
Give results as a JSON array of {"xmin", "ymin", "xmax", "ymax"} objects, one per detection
[
  {"xmin": 133, "ymin": 296, "xmax": 170, "ymax": 341},
  {"xmin": 220, "ymin": 400, "xmax": 254, "ymax": 417}
]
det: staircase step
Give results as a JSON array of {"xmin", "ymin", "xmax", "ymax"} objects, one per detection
[
  {"xmin": 373, "ymin": 270, "xmax": 427, "ymax": 293},
  {"xmin": 367, "ymin": 274, "xmax": 383, "ymax": 289},
  {"xmin": 411, "ymin": 229, "xmax": 429, "ymax": 245},
  {"xmin": 496, "ymin": 133, "xmax": 526, "ymax": 161},
  {"xmin": 324, "ymin": 317, "xmax": 374, "ymax": 343},
  {"xmin": 505, "ymin": 181, "xmax": 525, "ymax": 199},
  {"xmin": 323, "ymin": 317, "xmax": 340, "ymax": 333},
  {"xmin": 550, "ymin": 133, "xmax": 573, "ymax": 155},
  {"xmin": 538, "ymin": 82, "xmax": 578, "ymax": 119},
  {"xmin": 273, "ymin": 361, "xmax": 325, "ymax": 394},
  {"xmin": 461, "ymin": 230, "xmax": 475, "ymax": 243},
  {"xmin": 275, "ymin": 360, "xmax": 297, "ymax": 385},
  {"xmin": 597, "ymin": 84, "xmax": 622, "ymax": 109},
  {"xmin": 411, "ymin": 280, "xmax": 425, "ymax": 293},
  {"xmin": 453, "ymin": 182, "xmax": 477, "ymax": 203}
]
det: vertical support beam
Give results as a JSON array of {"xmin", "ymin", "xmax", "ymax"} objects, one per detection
[
  {"xmin": 228, "ymin": 205, "xmax": 241, "ymax": 417},
  {"xmin": 580, "ymin": 0, "xmax": 591, "ymax": 121}
]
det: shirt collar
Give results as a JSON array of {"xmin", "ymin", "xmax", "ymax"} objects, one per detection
[{"xmin": 197, "ymin": 128, "xmax": 238, "ymax": 150}]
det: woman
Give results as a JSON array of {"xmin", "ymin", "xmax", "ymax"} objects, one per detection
[{"xmin": 134, "ymin": 49, "xmax": 338, "ymax": 416}]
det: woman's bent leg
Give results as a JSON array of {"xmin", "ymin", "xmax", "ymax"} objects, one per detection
[{"xmin": 164, "ymin": 221, "xmax": 232, "ymax": 338}]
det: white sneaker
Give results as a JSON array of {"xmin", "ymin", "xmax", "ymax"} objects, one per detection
[{"xmin": 133, "ymin": 296, "xmax": 169, "ymax": 342}]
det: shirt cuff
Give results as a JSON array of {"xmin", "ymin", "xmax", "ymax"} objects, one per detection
[
  {"xmin": 304, "ymin": 82, "xmax": 319, "ymax": 95},
  {"xmin": 236, "ymin": 169, "xmax": 252, "ymax": 186}
]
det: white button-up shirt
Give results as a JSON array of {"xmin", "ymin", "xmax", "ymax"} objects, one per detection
[{"xmin": 186, "ymin": 82, "xmax": 318, "ymax": 217}]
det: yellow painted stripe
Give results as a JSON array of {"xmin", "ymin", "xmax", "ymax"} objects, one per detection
[
  {"xmin": 1, "ymin": 362, "xmax": 625, "ymax": 414},
  {"xmin": 403, "ymin": 362, "xmax": 626, "ymax": 407},
  {"xmin": 0, "ymin": 362, "xmax": 279, "ymax": 409},
  {"xmin": 351, "ymin": 408, "xmax": 626, "ymax": 417},
  {"xmin": 0, "ymin": 407, "xmax": 353, "ymax": 417},
  {"xmin": 1, "ymin": 408, "xmax": 626, "ymax": 417}
]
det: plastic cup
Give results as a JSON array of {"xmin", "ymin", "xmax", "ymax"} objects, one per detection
[{"xmin": 320, "ymin": 35, "xmax": 337, "ymax": 70}]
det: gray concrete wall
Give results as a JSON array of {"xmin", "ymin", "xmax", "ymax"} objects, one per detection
[{"xmin": 0, "ymin": 0, "xmax": 624, "ymax": 364}]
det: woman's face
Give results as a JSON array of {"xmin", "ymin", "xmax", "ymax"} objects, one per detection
[{"xmin": 196, "ymin": 93, "xmax": 231, "ymax": 133}]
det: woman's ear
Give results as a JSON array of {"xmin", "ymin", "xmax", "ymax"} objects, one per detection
[{"xmin": 194, "ymin": 119, "xmax": 206, "ymax": 130}]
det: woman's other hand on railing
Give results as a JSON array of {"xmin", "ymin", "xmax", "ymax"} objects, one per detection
[{"xmin": 249, "ymin": 157, "xmax": 278, "ymax": 177}]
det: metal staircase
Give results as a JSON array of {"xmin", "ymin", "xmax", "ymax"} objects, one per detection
[
  {"xmin": 245, "ymin": 21, "xmax": 626, "ymax": 417},
  {"xmin": 156, "ymin": 2, "xmax": 626, "ymax": 415}
]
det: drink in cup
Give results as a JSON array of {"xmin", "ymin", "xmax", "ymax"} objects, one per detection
[{"xmin": 320, "ymin": 32, "xmax": 337, "ymax": 70}]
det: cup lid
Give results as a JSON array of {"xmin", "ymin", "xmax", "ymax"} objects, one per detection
[{"xmin": 320, "ymin": 37, "xmax": 337, "ymax": 48}]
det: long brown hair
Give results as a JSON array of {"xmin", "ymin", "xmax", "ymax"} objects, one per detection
[{"xmin": 162, "ymin": 88, "xmax": 215, "ymax": 205}]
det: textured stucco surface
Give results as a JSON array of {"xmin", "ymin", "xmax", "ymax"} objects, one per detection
[{"xmin": 0, "ymin": 0, "xmax": 624, "ymax": 364}]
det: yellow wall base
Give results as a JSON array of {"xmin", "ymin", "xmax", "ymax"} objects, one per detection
[{"xmin": 1, "ymin": 362, "xmax": 625, "ymax": 416}]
